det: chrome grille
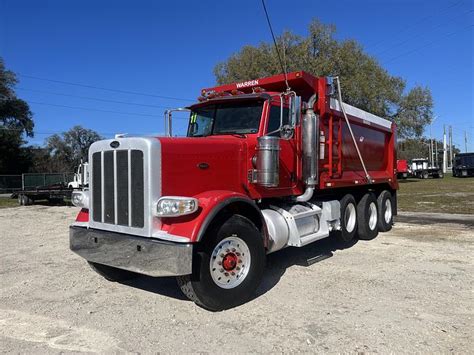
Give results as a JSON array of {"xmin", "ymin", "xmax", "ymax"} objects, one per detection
[{"xmin": 91, "ymin": 149, "xmax": 144, "ymax": 228}]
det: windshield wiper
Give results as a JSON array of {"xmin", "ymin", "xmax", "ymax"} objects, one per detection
[{"xmin": 214, "ymin": 132, "xmax": 247, "ymax": 138}]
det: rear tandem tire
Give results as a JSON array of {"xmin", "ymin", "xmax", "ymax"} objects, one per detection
[
  {"xmin": 356, "ymin": 193, "xmax": 379, "ymax": 240},
  {"xmin": 334, "ymin": 194, "xmax": 358, "ymax": 243},
  {"xmin": 177, "ymin": 214, "xmax": 265, "ymax": 311},
  {"xmin": 88, "ymin": 262, "xmax": 140, "ymax": 282},
  {"xmin": 377, "ymin": 190, "xmax": 393, "ymax": 232}
]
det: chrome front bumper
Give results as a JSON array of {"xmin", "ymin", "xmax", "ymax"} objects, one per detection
[{"xmin": 70, "ymin": 226, "xmax": 193, "ymax": 277}]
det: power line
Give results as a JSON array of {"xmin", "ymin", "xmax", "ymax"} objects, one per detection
[
  {"xmin": 25, "ymin": 100, "xmax": 191, "ymax": 119},
  {"xmin": 17, "ymin": 87, "xmax": 172, "ymax": 109},
  {"xmin": 383, "ymin": 24, "xmax": 473, "ymax": 64},
  {"xmin": 374, "ymin": 9, "xmax": 473, "ymax": 58},
  {"xmin": 261, "ymin": 0, "xmax": 290, "ymax": 90},
  {"xmin": 27, "ymin": 101, "xmax": 160, "ymax": 117},
  {"xmin": 364, "ymin": 0, "xmax": 464, "ymax": 51},
  {"xmin": 18, "ymin": 74, "xmax": 194, "ymax": 102},
  {"xmin": 0, "ymin": 127, "xmax": 117, "ymax": 136}
]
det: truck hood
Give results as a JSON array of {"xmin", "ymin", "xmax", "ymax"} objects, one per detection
[{"xmin": 158, "ymin": 137, "xmax": 248, "ymax": 197}]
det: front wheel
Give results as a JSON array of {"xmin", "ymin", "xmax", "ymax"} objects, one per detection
[{"xmin": 177, "ymin": 214, "xmax": 265, "ymax": 311}]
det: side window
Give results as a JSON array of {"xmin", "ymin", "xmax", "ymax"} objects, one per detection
[
  {"xmin": 267, "ymin": 105, "xmax": 289, "ymax": 137},
  {"xmin": 188, "ymin": 108, "xmax": 214, "ymax": 137}
]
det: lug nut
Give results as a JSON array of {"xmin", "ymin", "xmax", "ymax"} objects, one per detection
[
  {"xmin": 231, "ymin": 272, "xmax": 235, "ymax": 276},
  {"xmin": 238, "ymin": 259, "xmax": 242, "ymax": 263},
  {"xmin": 224, "ymin": 272, "xmax": 229, "ymax": 277},
  {"xmin": 220, "ymin": 268, "xmax": 224, "ymax": 273},
  {"xmin": 236, "ymin": 252, "xmax": 241, "ymax": 256},
  {"xmin": 217, "ymin": 261, "xmax": 222, "ymax": 265},
  {"xmin": 232, "ymin": 248, "xmax": 236, "ymax": 252}
]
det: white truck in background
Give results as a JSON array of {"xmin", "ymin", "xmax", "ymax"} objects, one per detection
[{"xmin": 68, "ymin": 162, "xmax": 89, "ymax": 189}]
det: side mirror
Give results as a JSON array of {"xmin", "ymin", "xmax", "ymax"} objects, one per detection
[{"xmin": 280, "ymin": 124, "xmax": 294, "ymax": 140}]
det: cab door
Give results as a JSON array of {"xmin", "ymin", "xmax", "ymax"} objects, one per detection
[{"xmin": 266, "ymin": 104, "xmax": 298, "ymax": 189}]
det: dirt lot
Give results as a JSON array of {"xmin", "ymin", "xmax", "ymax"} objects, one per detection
[{"xmin": 1, "ymin": 205, "xmax": 473, "ymax": 353}]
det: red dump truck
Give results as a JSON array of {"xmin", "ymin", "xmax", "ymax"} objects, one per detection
[
  {"xmin": 396, "ymin": 159, "xmax": 409, "ymax": 179},
  {"xmin": 70, "ymin": 71, "xmax": 398, "ymax": 311}
]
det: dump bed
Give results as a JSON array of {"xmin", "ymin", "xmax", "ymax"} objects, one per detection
[{"xmin": 204, "ymin": 71, "xmax": 397, "ymax": 191}]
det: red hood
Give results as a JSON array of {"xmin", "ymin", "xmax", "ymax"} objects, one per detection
[{"xmin": 158, "ymin": 136, "xmax": 249, "ymax": 197}]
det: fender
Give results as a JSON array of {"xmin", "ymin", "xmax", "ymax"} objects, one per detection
[{"xmin": 159, "ymin": 190, "xmax": 268, "ymax": 244}]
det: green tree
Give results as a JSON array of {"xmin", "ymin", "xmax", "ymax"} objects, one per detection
[
  {"xmin": 214, "ymin": 20, "xmax": 433, "ymax": 139},
  {"xmin": 46, "ymin": 125, "xmax": 103, "ymax": 172},
  {"xmin": 0, "ymin": 57, "xmax": 35, "ymax": 173}
]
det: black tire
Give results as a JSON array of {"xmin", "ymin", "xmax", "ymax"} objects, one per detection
[
  {"xmin": 377, "ymin": 190, "xmax": 393, "ymax": 232},
  {"xmin": 177, "ymin": 214, "xmax": 265, "ymax": 311},
  {"xmin": 334, "ymin": 194, "xmax": 358, "ymax": 243},
  {"xmin": 356, "ymin": 193, "xmax": 379, "ymax": 240},
  {"xmin": 20, "ymin": 195, "xmax": 33, "ymax": 206},
  {"xmin": 88, "ymin": 262, "xmax": 140, "ymax": 282}
]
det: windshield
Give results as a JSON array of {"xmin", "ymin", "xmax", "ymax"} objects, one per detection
[
  {"xmin": 456, "ymin": 154, "xmax": 474, "ymax": 166},
  {"xmin": 187, "ymin": 100, "xmax": 264, "ymax": 137}
]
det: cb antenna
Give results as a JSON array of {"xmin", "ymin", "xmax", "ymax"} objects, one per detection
[{"xmin": 261, "ymin": 0, "xmax": 290, "ymax": 91}]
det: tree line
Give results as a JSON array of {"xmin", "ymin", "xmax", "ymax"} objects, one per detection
[{"xmin": 0, "ymin": 58, "xmax": 102, "ymax": 174}]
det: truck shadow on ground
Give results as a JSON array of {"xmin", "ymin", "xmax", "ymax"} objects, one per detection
[{"xmin": 122, "ymin": 236, "xmax": 358, "ymax": 303}]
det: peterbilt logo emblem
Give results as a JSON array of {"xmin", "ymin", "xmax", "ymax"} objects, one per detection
[
  {"xmin": 236, "ymin": 80, "xmax": 259, "ymax": 89},
  {"xmin": 110, "ymin": 141, "xmax": 120, "ymax": 148}
]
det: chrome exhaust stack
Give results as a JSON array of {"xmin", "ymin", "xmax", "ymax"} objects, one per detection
[{"xmin": 296, "ymin": 94, "xmax": 318, "ymax": 202}]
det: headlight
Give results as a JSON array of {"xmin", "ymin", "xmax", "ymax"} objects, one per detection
[
  {"xmin": 155, "ymin": 197, "xmax": 198, "ymax": 217},
  {"xmin": 71, "ymin": 190, "xmax": 90, "ymax": 208}
]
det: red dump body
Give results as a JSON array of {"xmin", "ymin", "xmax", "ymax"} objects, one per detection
[
  {"xmin": 202, "ymin": 71, "xmax": 398, "ymax": 193},
  {"xmin": 397, "ymin": 159, "xmax": 408, "ymax": 173}
]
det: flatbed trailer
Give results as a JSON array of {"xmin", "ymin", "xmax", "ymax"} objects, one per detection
[
  {"xmin": 410, "ymin": 158, "xmax": 443, "ymax": 179},
  {"xmin": 13, "ymin": 184, "xmax": 73, "ymax": 205}
]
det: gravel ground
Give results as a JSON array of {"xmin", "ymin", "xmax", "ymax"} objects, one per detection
[{"xmin": 1, "ymin": 205, "xmax": 473, "ymax": 353}]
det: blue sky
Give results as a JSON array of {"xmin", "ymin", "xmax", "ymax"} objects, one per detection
[{"xmin": 1, "ymin": 0, "xmax": 473, "ymax": 150}]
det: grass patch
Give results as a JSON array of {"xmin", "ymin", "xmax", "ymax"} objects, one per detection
[
  {"xmin": 398, "ymin": 174, "xmax": 474, "ymax": 214},
  {"xmin": 0, "ymin": 197, "xmax": 19, "ymax": 209}
]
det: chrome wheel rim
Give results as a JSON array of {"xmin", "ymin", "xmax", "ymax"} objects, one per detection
[
  {"xmin": 368, "ymin": 202, "xmax": 378, "ymax": 231},
  {"xmin": 209, "ymin": 236, "xmax": 251, "ymax": 289},
  {"xmin": 345, "ymin": 203, "xmax": 356, "ymax": 233},
  {"xmin": 384, "ymin": 199, "xmax": 392, "ymax": 224}
]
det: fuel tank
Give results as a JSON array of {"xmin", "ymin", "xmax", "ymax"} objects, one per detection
[{"xmin": 158, "ymin": 137, "xmax": 247, "ymax": 197}]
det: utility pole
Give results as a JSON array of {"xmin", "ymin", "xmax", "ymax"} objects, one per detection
[
  {"xmin": 466, "ymin": 131, "xmax": 468, "ymax": 153},
  {"xmin": 429, "ymin": 117, "xmax": 437, "ymax": 167},
  {"xmin": 449, "ymin": 126, "xmax": 453, "ymax": 168},
  {"xmin": 443, "ymin": 125, "xmax": 447, "ymax": 173},
  {"xmin": 435, "ymin": 140, "xmax": 438, "ymax": 168}
]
